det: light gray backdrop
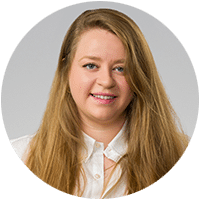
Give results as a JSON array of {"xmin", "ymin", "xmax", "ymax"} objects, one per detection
[{"xmin": 1, "ymin": 1, "xmax": 198, "ymax": 139}]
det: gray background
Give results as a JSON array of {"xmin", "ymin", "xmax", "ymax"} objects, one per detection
[{"xmin": 1, "ymin": 1, "xmax": 198, "ymax": 140}]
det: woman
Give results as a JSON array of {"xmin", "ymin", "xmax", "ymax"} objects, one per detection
[{"xmin": 11, "ymin": 9, "xmax": 189, "ymax": 198}]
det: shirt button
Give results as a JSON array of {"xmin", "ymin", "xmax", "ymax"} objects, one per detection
[
  {"xmin": 94, "ymin": 174, "xmax": 101, "ymax": 179},
  {"xmin": 95, "ymin": 143, "xmax": 101, "ymax": 148}
]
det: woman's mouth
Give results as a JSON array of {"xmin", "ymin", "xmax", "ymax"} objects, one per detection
[
  {"xmin": 90, "ymin": 93, "xmax": 117, "ymax": 104},
  {"xmin": 90, "ymin": 93, "xmax": 116, "ymax": 100}
]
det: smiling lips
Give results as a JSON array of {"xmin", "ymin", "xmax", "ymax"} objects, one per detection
[
  {"xmin": 91, "ymin": 93, "xmax": 117, "ymax": 99},
  {"xmin": 91, "ymin": 94, "xmax": 115, "ymax": 99},
  {"xmin": 90, "ymin": 93, "xmax": 117, "ymax": 104}
]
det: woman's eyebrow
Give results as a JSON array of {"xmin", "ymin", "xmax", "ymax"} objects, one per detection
[
  {"xmin": 113, "ymin": 59, "xmax": 126, "ymax": 64},
  {"xmin": 78, "ymin": 56, "xmax": 102, "ymax": 62},
  {"xmin": 79, "ymin": 56, "xmax": 125, "ymax": 64}
]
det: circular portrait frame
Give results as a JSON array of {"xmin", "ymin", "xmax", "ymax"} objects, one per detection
[{"xmin": 1, "ymin": 1, "xmax": 199, "ymax": 200}]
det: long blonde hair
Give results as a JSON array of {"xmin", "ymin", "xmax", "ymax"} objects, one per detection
[{"xmin": 25, "ymin": 9, "xmax": 189, "ymax": 196}]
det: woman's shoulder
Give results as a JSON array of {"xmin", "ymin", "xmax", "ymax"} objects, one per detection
[{"xmin": 10, "ymin": 134, "xmax": 35, "ymax": 160}]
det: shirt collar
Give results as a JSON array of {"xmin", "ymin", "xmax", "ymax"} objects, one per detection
[{"xmin": 82, "ymin": 121, "xmax": 127, "ymax": 163}]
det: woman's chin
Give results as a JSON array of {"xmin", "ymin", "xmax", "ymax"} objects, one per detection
[
  {"xmin": 78, "ymin": 108, "xmax": 125, "ymax": 125},
  {"xmin": 89, "ymin": 112, "xmax": 122, "ymax": 124}
]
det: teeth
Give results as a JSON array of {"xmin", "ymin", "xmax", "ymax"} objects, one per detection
[{"xmin": 92, "ymin": 94, "xmax": 115, "ymax": 99}]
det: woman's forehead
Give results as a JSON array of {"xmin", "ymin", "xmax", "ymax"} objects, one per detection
[{"xmin": 74, "ymin": 29, "xmax": 126, "ymax": 63}]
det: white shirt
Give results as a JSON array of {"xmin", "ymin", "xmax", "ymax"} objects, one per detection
[{"xmin": 10, "ymin": 124, "xmax": 128, "ymax": 198}]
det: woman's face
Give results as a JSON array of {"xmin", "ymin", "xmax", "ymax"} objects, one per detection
[{"xmin": 69, "ymin": 29, "xmax": 133, "ymax": 124}]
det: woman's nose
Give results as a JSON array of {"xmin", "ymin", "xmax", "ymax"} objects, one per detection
[{"xmin": 96, "ymin": 67, "xmax": 116, "ymax": 88}]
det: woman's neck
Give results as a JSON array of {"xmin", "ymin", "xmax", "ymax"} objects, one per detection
[{"xmin": 81, "ymin": 115, "xmax": 126, "ymax": 148}]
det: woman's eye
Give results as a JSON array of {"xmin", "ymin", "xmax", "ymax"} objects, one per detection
[
  {"xmin": 83, "ymin": 63, "xmax": 97, "ymax": 70},
  {"xmin": 114, "ymin": 67, "xmax": 124, "ymax": 73}
]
